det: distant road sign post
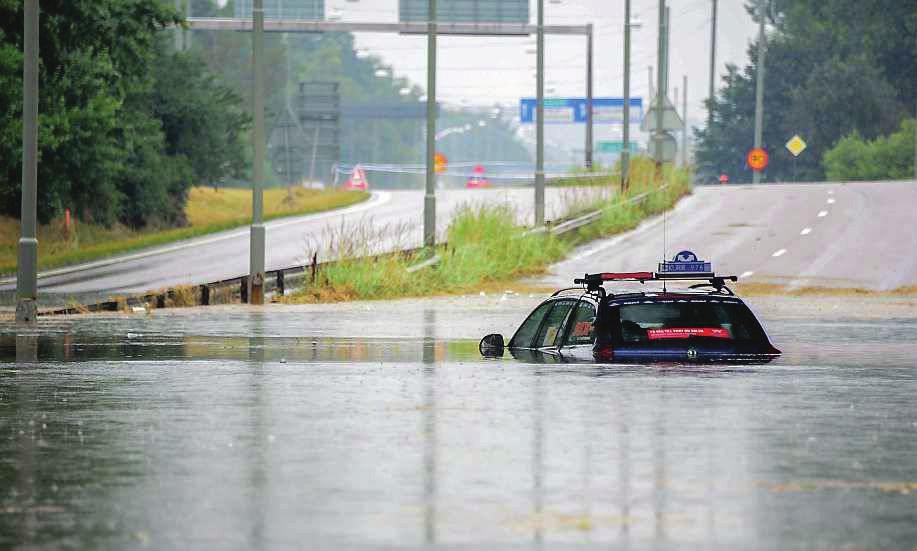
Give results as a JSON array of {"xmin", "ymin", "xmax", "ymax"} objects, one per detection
[
  {"xmin": 235, "ymin": 0, "xmax": 324, "ymax": 20},
  {"xmin": 268, "ymin": 110, "xmax": 306, "ymax": 185},
  {"xmin": 639, "ymin": 95, "xmax": 682, "ymax": 132},
  {"xmin": 520, "ymin": 97, "xmax": 643, "ymax": 124},
  {"xmin": 747, "ymin": 147, "xmax": 769, "ymax": 173},
  {"xmin": 400, "ymin": 0, "xmax": 529, "ymax": 26},
  {"xmin": 785, "ymin": 135, "xmax": 806, "ymax": 182},
  {"xmin": 785, "ymin": 135, "xmax": 807, "ymax": 157},
  {"xmin": 597, "ymin": 141, "xmax": 639, "ymax": 154},
  {"xmin": 649, "ymin": 132, "xmax": 678, "ymax": 163},
  {"xmin": 434, "ymin": 152, "xmax": 448, "ymax": 173}
]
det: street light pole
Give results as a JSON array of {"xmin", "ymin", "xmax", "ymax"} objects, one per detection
[
  {"xmin": 648, "ymin": 66, "xmax": 654, "ymax": 99},
  {"xmin": 585, "ymin": 23, "xmax": 593, "ymax": 171},
  {"xmin": 424, "ymin": 0, "xmax": 437, "ymax": 247},
  {"xmin": 682, "ymin": 74, "xmax": 688, "ymax": 166},
  {"xmin": 17, "ymin": 0, "xmax": 39, "ymax": 324},
  {"xmin": 664, "ymin": 6, "xmax": 670, "ymax": 98},
  {"xmin": 249, "ymin": 0, "xmax": 266, "ymax": 304},
  {"xmin": 535, "ymin": 0, "xmax": 545, "ymax": 226},
  {"xmin": 621, "ymin": 0, "xmax": 632, "ymax": 191},
  {"xmin": 752, "ymin": 0, "xmax": 767, "ymax": 184},
  {"xmin": 708, "ymin": 0, "xmax": 717, "ymax": 128}
]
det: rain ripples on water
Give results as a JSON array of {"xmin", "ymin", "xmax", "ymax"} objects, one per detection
[{"xmin": 1, "ymin": 306, "xmax": 916, "ymax": 549}]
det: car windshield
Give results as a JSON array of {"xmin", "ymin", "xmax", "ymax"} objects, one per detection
[{"xmin": 610, "ymin": 299, "xmax": 766, "ymax": 345}]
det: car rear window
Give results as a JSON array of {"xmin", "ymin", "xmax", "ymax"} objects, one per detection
[{"xmin": 609, "ymin": 299, "xmax": 765, "ymax": 344}]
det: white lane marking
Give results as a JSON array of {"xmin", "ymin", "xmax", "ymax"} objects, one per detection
[
  {"xmin": 740, "ymin": 271, "xmax": 754, "ymax": 279},
  {"xmin": 800, "ymin": 227, "xmax": 812, "ymax": 235},
  {"xmin": 827, "ymin": 198, "xmax": 836, "ymax": 204},
  {"xmin": 817, "ymin": 210, "xmax": 828, "ymax": 217},
  {"xmin": 828, "ymin": 190, "xmax": 834, "ymax": 195},
  {"xmin": 772, "ymin": 249, "xmax": 787, "ymax": 257},
  {"xmin": 0, "ymin": 191, "xmax": 392, "ymax": 285}
]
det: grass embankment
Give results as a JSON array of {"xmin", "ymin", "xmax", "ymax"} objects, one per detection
[
  {"xmin": 0, "ymin": 187, "xmax": 368, "ymax": 275},
  {"xmin": 286, "ymin": 159, "xmax": 691, "ymax": 303}
]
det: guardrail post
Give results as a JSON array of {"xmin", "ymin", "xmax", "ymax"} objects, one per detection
[
  {"xmin": 276, "ymin": 270, "xmax": 285, "ymax": 296},
  {"xmin": 240, "ymin": 276, "xmax": 249, "ymax": 304},
  {"xmin": 199, "ymin": 284, "xmax": 210, "ymax": 306}
]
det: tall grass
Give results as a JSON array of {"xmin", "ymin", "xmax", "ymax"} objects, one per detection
[
  {"xmin": 575, "ymin": 158, "xmax": 692, "ymax": 242},
  {"xmin": 289, "ymin": 205, "xmax": 570, "ymax": 302},
  {"xmin": 0, "ymin": 187, "xmax": 368, "ymax": 275},
  {"xmin": 288, "ymin": 161, "xmax": 693, "ymax": 303}
]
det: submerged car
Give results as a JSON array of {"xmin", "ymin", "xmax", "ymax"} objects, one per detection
[{"xmin": 480, "ymin": 252, "xmax": 781, "ymax": 363}]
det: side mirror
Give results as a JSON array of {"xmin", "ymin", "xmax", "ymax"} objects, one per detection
[{"xmin": 479, "ymin": 333, "xmax": 505, "ymax": 357}]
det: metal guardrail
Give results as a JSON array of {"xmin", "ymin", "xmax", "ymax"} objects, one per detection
[{"xmin": 41, "ymin": 184, "xmax": 672, "ymax": 316}]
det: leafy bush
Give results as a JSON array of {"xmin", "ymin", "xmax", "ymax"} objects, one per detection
[{"xmin": 823, "ymin": 119, "xmax": 916, "ymax": 181}]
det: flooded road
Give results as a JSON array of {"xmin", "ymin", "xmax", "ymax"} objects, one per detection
[{"xmin": 2, "ymin": 295, "xmax": 917, "ymax": 549}]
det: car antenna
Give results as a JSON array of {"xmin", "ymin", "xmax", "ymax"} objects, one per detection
[{"xmin": 661, "ymin": 174, "xmax": 668, "ymax": 294}]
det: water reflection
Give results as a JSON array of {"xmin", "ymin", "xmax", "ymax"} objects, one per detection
[
  {"xmin": 1, "ymin": 318, "xmax": 916, "ymax": 548},
  {"xmin": 422, "ymin": 308, "xmax": 437, "ymax": 544},
  {"xmin": 248, "ymin": 313, "xmax": 267, "ymax": 549},
  {"xmin": 15, "ymin": 334, "xmax": 37, "ymax": 363}
]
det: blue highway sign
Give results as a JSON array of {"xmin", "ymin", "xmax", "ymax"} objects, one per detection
[{"xmin": 520, "ymin": 97, "xmax": 643, "ymax": 124}]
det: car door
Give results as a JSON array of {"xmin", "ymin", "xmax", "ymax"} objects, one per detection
[
  {"xmin": 557, "ymin": 298, "xmax": 598, "ymax": 361},
  {"xmin": 530, "ymin": 299, "xmax": 578, "ymax": 354},
  {"xmin": 508, "ymin": 300, "xmax": 555, "ymax": 349}
]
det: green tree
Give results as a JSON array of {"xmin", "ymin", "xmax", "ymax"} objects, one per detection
[
  {"xmin": 823, "ymin": 119, "xmax": 916, "ymax": 181},
  {"xmin": 694, "ymin": 0, "xmax": 917, "ymax": 183},
  {"xmin": 151, "ymin": 48, "xmax": 251, "ymax": 187},
  {"xmin": 1, "ymin": 0, "xmax": 251, "ymax": 227}
]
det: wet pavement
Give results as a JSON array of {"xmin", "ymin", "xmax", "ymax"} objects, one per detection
[{"xmin": 2, "ymin": 294, "xmax": 917, "ymax": 549}]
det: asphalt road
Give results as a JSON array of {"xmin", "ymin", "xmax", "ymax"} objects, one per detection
[
  {"xmin": 541, "ymin": 180, "xmax": 917, "ymax": 291},
  {"xmin": 3, "ymin": 180, "xmax": 914, "ymax": 301},
  {"xmin": 0, "ymin": 187, "xmax": 605, "ymax": 299}
]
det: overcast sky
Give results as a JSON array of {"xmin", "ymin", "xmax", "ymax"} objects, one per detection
[{"xmin": 327, "ymin": 0, "xmax": 759, "ymax": 128}]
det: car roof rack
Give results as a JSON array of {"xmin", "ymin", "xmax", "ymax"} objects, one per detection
[
  {"xmin": 571, "ymin": 252, "xmax": 739, "ymax": 295},
  {"xmin": 573, "ymin": 271, "xmax": 738, "ymax": 293}
]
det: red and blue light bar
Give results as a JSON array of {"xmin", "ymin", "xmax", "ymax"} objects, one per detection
[{"xmin": 574, "ymin": 252, "xmax": 736, "ymax": 290}]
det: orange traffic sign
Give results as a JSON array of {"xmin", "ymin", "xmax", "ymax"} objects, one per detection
[
  {"xmin": 434, "ymin": 152, "xmax": 448, "ymax": 173},
  {"xmin": 747, "ymin": 147, "xmax": 769, "ymax": 171}
]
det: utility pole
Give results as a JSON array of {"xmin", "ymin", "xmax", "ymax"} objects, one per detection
[
  {"xmin": 648, "ymin": 66, "xmax": 654, "ymax": 99},
  {"xmin": 664, "ymin": 6, "xmax": 670, "ymax": 96},
  {"xmin": 585, "ymin": 23, "xmax": 593, "ymax": 170},
  {"xmin": 621, "ymin": 0, "xmax": 632, "ymax": 191},
  {"xmin": 249, "ymin": 0, "xmax": 266, "ymax": 304},
  {"xmin": 682, "ymin": 74, "xmax": 688, "ymax": 166},
  {"xmin": 752, "ymin": 0, "xmax": 767, "ymax": 184},
  {"xmin": 673, "ymin": 85, "xmax": 678, "ymax": 163},
  {"xmin": 423, "ymin": 0, "xmax": 437, "ymax": 247},
  {"xmin": 708, "ymin": 0, "xmax": 717, "ymax": 127},
  {"xmin": 17, "ymin": 0, "xmax": 39, "ymax": 324},
  {"xmin": 535, "ymin": 0, "xmax": 545, "ymax": 226},
  {"xmin": 653, "ymin": 0, "xmax": 667, "ymax": 170}
]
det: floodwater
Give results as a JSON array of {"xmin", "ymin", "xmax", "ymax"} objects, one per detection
[{"xmin": 2, "ymin": 295, "xmax": 917, "ymax": 549}]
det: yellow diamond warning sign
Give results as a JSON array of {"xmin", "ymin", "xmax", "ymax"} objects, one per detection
[{"xmin": 785, "ymin": 135, "xmax": 807, "ymax": 157}]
